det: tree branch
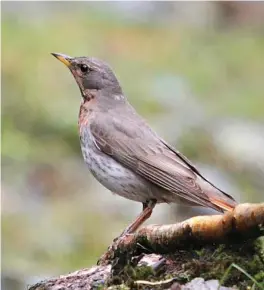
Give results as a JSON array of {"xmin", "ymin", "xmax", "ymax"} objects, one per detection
[
  {"xmin": 29, "ymin": 203, "xmax": 264, "ymax": 290},
  {"xmin": 99, "ymin": 203, "xmax": 264, "ymax": 265}
]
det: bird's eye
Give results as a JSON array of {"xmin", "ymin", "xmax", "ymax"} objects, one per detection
[{"xmin": 80, "ymin": 64, "xmax": 89, "ymax": 73}]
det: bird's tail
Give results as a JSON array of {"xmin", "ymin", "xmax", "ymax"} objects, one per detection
[
  {"xmin": 199, "ymin": 177, "xmax": 237, "ymax": 212},
  {"xmin": 208, "ymin": 195, "xmax": 237, "ymax": 212}
]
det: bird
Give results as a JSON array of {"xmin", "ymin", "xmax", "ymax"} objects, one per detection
[{"xmin": 51, "ymin": 52, "xmax": 237, "ymax": 235}]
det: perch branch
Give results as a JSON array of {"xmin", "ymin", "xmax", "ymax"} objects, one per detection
[
  {"xmin": 99, "ymin": 203, "xmax": 264, "ymax": 265},
  {"xmin": 29, "ymin": 203, "xmax": 264, "ymax": 290}
]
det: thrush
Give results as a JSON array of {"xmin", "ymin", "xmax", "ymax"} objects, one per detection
[{"xmin": 51, "ymin": 52, "xmax": 237, "ymax": 235}]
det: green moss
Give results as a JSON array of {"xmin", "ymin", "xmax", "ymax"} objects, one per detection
[
  {"xmin": 255, "ymin": 236, "xmax": 264, "ymax": 264},
  {"xmin": 108, "ymin": 264, "xmax": 154, "ymax": 288},
  {"xmin": 108, "ymin": 237, "xmax": 264, "ymax": 289},
  {"xmin": 134, "ymin": 265, "xmax": 155, "ymax": 280},
  {"xmin": 254, "ymin": 271, "xmax": 264, "ymax": 283},
  {"xmin": 166, "ymin": 239, "xmax": 264, "ymax": 288},
  {"xmin": 100, "ymin": 284, "xmax": 130, "ymax": 290}
]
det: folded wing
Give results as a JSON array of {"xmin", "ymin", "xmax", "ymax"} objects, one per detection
[{"xmin": 90, "ymin": 114, "xmax": 236, "ymax": 212}]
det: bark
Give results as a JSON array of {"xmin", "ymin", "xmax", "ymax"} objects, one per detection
[{"xmin": 29, "ymin": 203, "xmax": 264, "ymax": 290}]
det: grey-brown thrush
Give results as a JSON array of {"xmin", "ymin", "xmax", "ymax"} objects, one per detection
[{"xmin": 51, "ymin": 52, "xmax": 237, "ymax": 234}]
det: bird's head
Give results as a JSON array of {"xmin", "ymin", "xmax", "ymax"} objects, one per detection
[{"xmin": 51, "ymin": 53, "xmax": 122, "ymax": 101}]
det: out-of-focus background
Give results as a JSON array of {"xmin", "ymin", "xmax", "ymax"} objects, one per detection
[{"xmin": 2, "ymin": 2, "xmax": 264, "ymax": 289}]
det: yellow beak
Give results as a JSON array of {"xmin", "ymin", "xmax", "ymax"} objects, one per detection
[{"xmin": 51, "ymin": 52, "xmax": 72, "ymax": 67}]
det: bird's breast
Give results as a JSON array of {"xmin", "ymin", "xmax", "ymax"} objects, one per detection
[
  {"xmin": 79, "ymin": 126, "xmax": 157, "ymax": 203},
  {"xmin": 78, "ymin": 103, "xmax": 91, "ymax": 135}
]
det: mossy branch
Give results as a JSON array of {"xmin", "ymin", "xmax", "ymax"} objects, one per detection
[
  {"xmin": 29, "ymin": 203, "xmax": 264, "ymax": 290},
  {"xmin": 99, "ymin": 203, "xmax": 264, "ymax": 265}
]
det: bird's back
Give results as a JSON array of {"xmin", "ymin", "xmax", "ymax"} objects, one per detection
[{"xmin": 86, "ymin": 101, "xmax": 237, "ymax": 212}]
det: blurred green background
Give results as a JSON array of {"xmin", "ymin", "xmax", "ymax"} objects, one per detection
[{"xmin": 2, "ymin": 2, "xmax": 264, "ymax": 289}]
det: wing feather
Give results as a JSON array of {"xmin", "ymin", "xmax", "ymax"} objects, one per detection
[{"xmin": 89, "ymin": 114, "xmax": 236, "ymax": 211}]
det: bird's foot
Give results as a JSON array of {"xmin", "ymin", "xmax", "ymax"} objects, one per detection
[
  {"xmin": 97, "ymin": 232, "xmax": 133, "ymax": 266},
  {"xmin": 113, "ymin": 227, "xmax": 134, "ymax": 242},
  {"xmin": 97, "ymin": 200, "xmax": 157, "ymax": 265}
]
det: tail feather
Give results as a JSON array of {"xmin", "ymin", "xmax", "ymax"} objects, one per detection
[
  {"xmin": 198, "ymin": 177, "xmax": 237, "ymax": 212},
  {"xmin": 209, "ymin": 196, "xmax": 237, "ymax": 212}
]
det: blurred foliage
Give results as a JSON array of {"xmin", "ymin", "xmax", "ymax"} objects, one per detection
[
  {"xmin": 2, "ymin": 3, "xmax": 264, "ymax": 289},
  {"xmin": 2, "ymin": 8, "xmax": 264, "ymax": 163}
]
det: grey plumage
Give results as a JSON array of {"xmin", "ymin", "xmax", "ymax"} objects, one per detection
[{"xmin": 52, "ymin": 52, "xmax": 237, "ymax": 215}]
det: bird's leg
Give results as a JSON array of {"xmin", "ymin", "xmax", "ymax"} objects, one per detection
[
  {"xmin": 98, "ymin": 199, "xmax": 157, "ymax": 265},
  {"xmin": 120, "ymin": 199, "xmax": 157, "ymax": 236}
]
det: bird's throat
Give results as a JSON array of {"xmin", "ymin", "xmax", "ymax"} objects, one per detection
[{"xmin": 82, "ymin": 89, "xmax": 97, "ymax": 102}]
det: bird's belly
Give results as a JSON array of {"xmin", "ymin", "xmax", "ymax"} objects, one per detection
[{"xmin": 80, "ymin": 140, "xmax": 153, "ymax": 203}]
